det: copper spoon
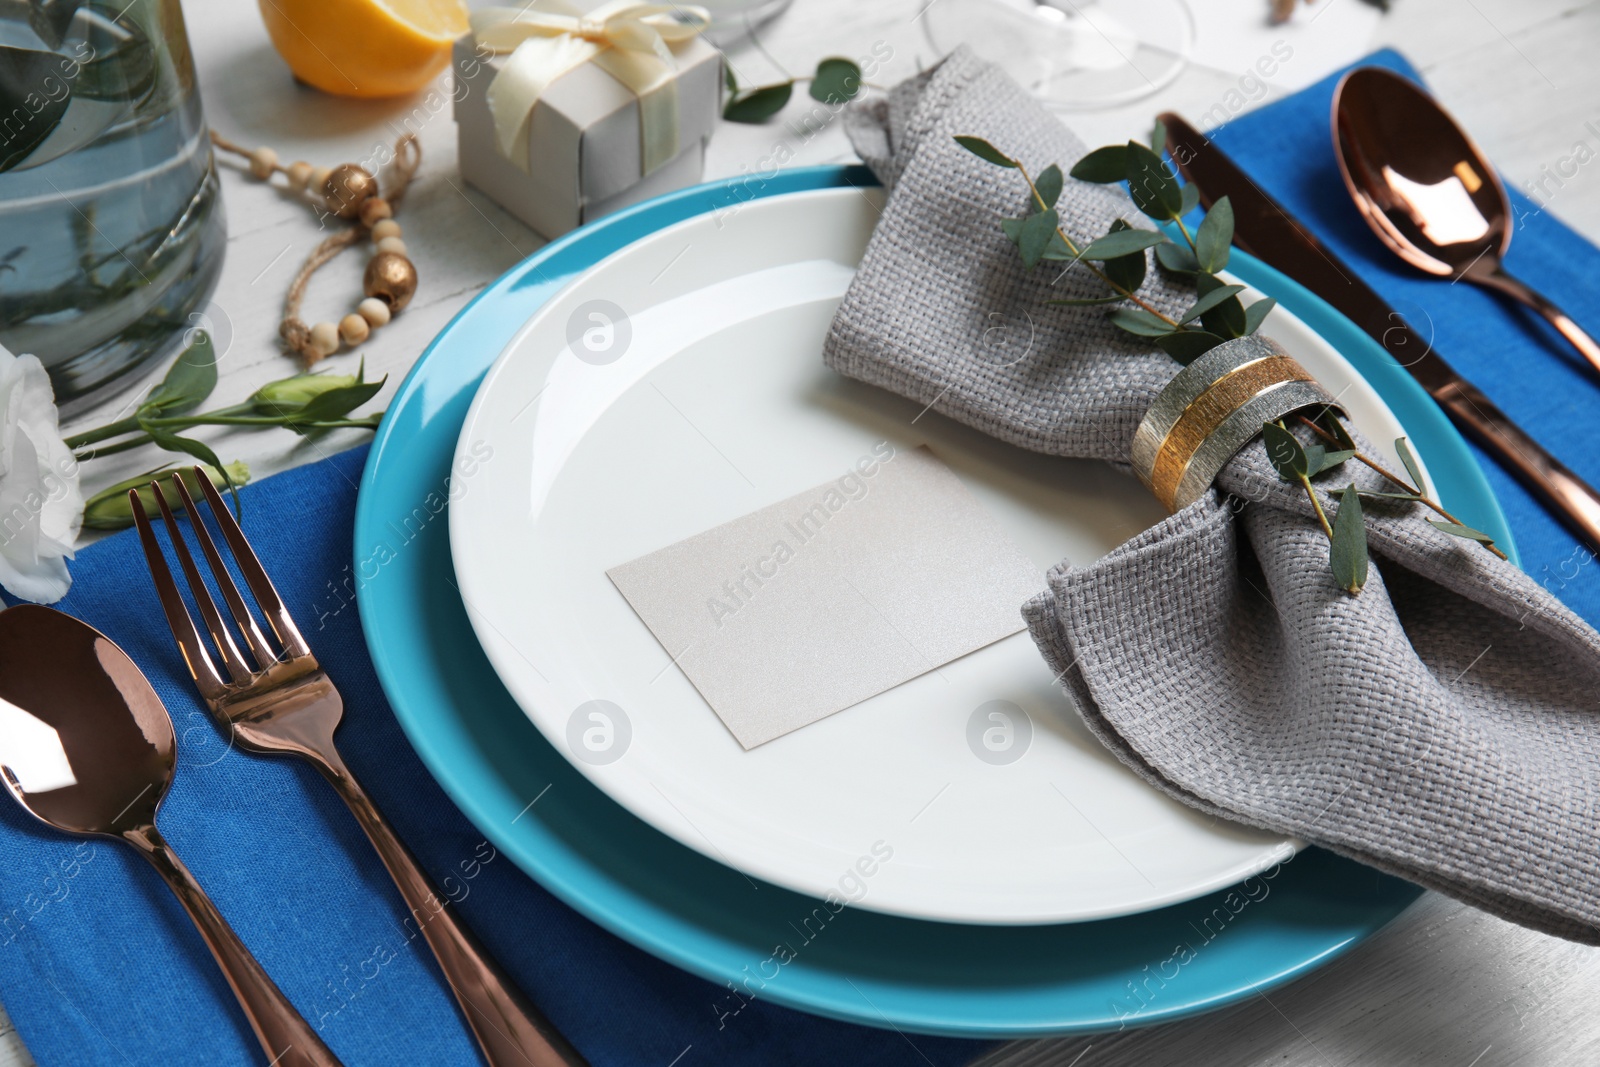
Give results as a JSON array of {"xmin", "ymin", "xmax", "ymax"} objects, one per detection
[
  {"xmin": 0, "ymin": 605, "xmax": 341, "ymax": 1067},
  {"xmin": 1332, "ymin": 66, "xmax": 1600, "ymax": 377}
]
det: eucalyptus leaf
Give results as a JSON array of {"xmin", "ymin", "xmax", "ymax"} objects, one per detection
[
  {"xmin": 1194, "ymin": 195, "xmax": 1234, "ymax": 273},
  {"xmin": 1180, "ymin": 182, "xmax": 1201, "ymax": 217},
  {"xmin": 1075, "ymin": 226, "xmax": 1167, "ymax": 262},
  {"xmin": 1103, "ymin": 243, "xmax": 1147, "ymax": 293},
  {"xmin": 1330, "ymin": 485, "xmax": 1369, "ymax": 594},
  {"xmin": 1155, "ymin": 241, "xmax": 1200, "ymax": 276},
  {"xmin": 1305, "ymin": 445, "xmax": 1355, "ymax": 476},
  {"xmin": 1319, "ymin": 409, "xmax": 1358, "ymax": 452},
  {"xmin": 1068, "ymin": 144, "xmax": 1126, "ymax": 183},
  {"xmin": 954, "ymin": 135, "xmax": 1017, "ymax": 168},
  {"xmin": 140, "ymin": 331, "xmax": 218, "ymax": 417},
  {"xmin": 1155, "ymin": 329, "xmax": 1226, "ymax": 364},
  {"xmin": 1358, "ymin": 489, "xmax": 1424, "ymax": 501},
  {"xmin": 1179, "ymin": 284, "xmax": 1247, "ymax": 324},
  {"xmin": 1001, "ymin": 208, "xmax": 1060, "ymax": 269},
  {"xmin": 809, "ymin": 57, "xmax": 861, "ymax": 105},
  {"xmin": 1035, "ymin": 164, "xmax": 1064, "ymax": 209},
  {"xmin": 723, "ymin": 82, "xmax": 793, "ymax": 123},
  {"xmin": 1427, "ymin": 520, "xmax": 1498, "ymax": 544},
  {"xmin": 1124, "ymin": 141, "xmax": 1183, "ymax": 220},
  {"xmin": 1040, "ymin": 231, "xmax": 1077, "ymax": 261},
  {"xmin": 1395, "ymin": 437, "xmax": 1426, "ymax": 493},
  {"xmin": 1108, "ymin": 308, "xmax": 1175, "ymax": 337},
  {"xmin": 1200, "ymin": 293, "xmax": 1248, "ymax": 338},
  {"xmin": 0, "ymin": 47, "xmax": 71, "ymax": 173},
  {"xmin": 1263, "ymin": 421, "xmax": 1308, "ymax": 480},
  {"xmin": 1243, "ymin": 296, "xmax": 1277, "ymax": 335},
  {"xmin": 724, "ymin": 64, "xmax": 738, "ymax": 92},
  {"xmin": 1149, "ymin": 117, "xmax": 1167, "ymax": 152}
]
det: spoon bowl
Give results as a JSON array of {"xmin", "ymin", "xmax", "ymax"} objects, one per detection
[
  {"xmin": 1332, "ymin": 66, "xmax": 1600, "ymax": 375},
  {"xmin": 0, "ymin": 605, "xmax": 341, "ymax": 1067},
  {"xmin": 0, "ymin": 605, "xmax": 173, "ymax": 838}
]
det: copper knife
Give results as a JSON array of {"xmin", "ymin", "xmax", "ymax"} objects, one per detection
[{"xmin": 1160, "ymin": 111, "xmax": 1600, "ymax": 552}]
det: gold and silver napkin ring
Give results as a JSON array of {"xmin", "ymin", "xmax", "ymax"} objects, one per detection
[{"xmin": 1132, "ymin": 337, "xmax": 1340, "ymax": 512}]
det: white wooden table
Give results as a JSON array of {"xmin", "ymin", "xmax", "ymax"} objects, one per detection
[{"xmin": 13, "ymin": 0, "xmax": 1600, "ymax": 1063}]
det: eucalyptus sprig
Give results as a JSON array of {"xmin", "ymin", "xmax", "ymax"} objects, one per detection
[
  {"xmin": 723, "ymin": 57, "xmax": 867, "ymax": 123},
  {"xmin": 1263, "ymin": 410, "xmax": 1506, "ymax": 595},
  {"xmin": 953, "ymin": 122, "xmax": 1277, "ymax": 364}
]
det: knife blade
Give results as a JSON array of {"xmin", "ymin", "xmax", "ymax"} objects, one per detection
[{"xmin": 1161, "ymin": 111, "xmax": 1600, "ymax": 554}]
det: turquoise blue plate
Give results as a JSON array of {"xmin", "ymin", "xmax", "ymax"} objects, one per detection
[{"xmin": 354, "ymin": 165, "xmax": 1515, "ymax": 1037}]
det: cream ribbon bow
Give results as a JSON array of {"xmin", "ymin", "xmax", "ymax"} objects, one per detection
[{"xmin": 471, "ymin": 1, "xmax": 712, "ymax": 176}]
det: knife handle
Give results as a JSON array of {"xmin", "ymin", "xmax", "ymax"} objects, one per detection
[{"xmin": 1430, "ymin": 376, "xmax": 1600, "ymax": 553}]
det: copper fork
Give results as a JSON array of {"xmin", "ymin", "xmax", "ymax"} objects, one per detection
[{"xmin": 131, "ymin": 469, "xmax": 587, "ymax": 1067}]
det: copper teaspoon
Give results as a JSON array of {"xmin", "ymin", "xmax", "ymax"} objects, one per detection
[
  {"xmin": 0, "ymin": 605, "xmax": 341, "ymax": 1067},
  {"xmin": 1332, "ymin": 66, "xmax": 1600, "ymax": 377}
]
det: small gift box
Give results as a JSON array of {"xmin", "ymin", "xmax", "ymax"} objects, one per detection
[{"xmin": 454, "ymin": 3, "xmax": 722, "ymax": 240}]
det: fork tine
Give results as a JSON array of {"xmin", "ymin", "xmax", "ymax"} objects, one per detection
[
  {"xmin": 169, "ymin": 473, "xmax": 279, "ymax": 671},
  {"xmin": 131, "ymin": 487, "xmax": 230, "ymax": 700},
  {"xmin": 192, "ymin": 468, "xmax": 312, "ymax": 659},
  {"xmin": 151, "ymin": 476, "xmax": 254, "ymax": 684}
]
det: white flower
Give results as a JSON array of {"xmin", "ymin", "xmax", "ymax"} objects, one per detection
[{"xmin": 0, "ymin": 342, "xmax": 82, "ymax": 603}]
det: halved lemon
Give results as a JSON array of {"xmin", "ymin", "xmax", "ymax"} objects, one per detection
[{"xmin": 258, "ymin": 0, "xmax": 471, "ymax": 99}]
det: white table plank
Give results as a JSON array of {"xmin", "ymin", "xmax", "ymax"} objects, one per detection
[{"xmin": 11, "ymin": 0, "xmax": 1598, "ymax": 1063}]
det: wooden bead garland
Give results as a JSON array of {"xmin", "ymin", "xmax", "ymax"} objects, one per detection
[{"xmin": 210, "ymin": 130, "xmax": 422, "ymax": 364}]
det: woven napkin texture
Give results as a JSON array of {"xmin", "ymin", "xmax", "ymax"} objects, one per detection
[{"xmin": 824, "ymin": 46, "xmax": 1600, "ymax": 943}]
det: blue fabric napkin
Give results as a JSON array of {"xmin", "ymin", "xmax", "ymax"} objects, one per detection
[
  {"xmin": 0, "ymin": 446, "xmax": 987, "ymax": 1066},
  {"xmin": 1214, "ymin": 48, "xmax": 1600, "ymax": 630}
]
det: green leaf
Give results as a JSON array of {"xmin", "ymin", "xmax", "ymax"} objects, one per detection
[
  {"xmin": 1305, "ymin": 446, "xmax": 1356, "ymax": 476},
  {"xmin": 809, "ymin": 57, "xmax": 861, "ymax": 105},
  {"xmin": 1395, "ymin": 437, "xmax": 1426, "ymax": 493},
  {"xmin": 1194, "ymin": 196, "xmax": 1234, "ymax": 273},
  {"xmin": 1330, "ymin": 485, "xmax": 1369, "ymax": 594},
  {"xmin": 723, "ymin": 82, "xmax": 793, "ymax": 123},
  {"xmin": 1155, "ymin": 242, "xmax": 1200, "ymax": 276},
  {"xmin": 1124, "ymin": 141, "xmax": 1183, "ymax": 221},
  {"xmin": 0, "ymin": 47, "xmax": 71, "ymax": 173},
  {"xmin": 1035, "ymin": 164, "xmax": 1064, "ymax": 209},
  {"xmin": 140, "ymin": 427, "xmax": 240, "ymax": 514},
  {"xmin": 1428, "ymin": 520, "xmax": 1498, "ymax": 544},
  {"xmin": 1358, "ymin": 489, "xmax": 1424, "ymax": 502},
  {"xmin": 291, "ymin": 377, "xmax": 387, "ymax": 428},
  {"xmin": 1179, "ymin": 284, "xmax": 1247, "ymax": 325},
  {"xmin": 724, "ymin": 64, "xmax": 738, "ymax": 93},
  {"xmin": 1319, "ymin": 410, "xmax": 1358, "ymax": 452},
  {"xmin": 1200, "ymin": 293, "xmax": 1248, "ymax": 338},
  {"xmin": 1001, "ymin": 209, "xmax": 1061, "ymax": 269},
  {"xmin": 1242, "ymin": 297, "xmax": 1277, "ymax": 335},
  {"xmin": 1103, "ymin": 221, "xmax": 1147, "ymax": 293},
  {"xmin": 1069, "ymin": 144, "xmax": 1127, "ymax": 183},
  {"xmin": 141, "ymin": 332, "xmax": 219, "ymax": 417},
  {"xmin": 1108, "ymin": 308, "xmax": 1176, "ymax": 338},
  {"xmin": 1262, "ymin": 421, "xmax": 1308, "ymax": 480},
  {"xmin": 1155, "ymin": 329, "xmax": 1226, "ymax": 364},
  {"xmin": 1180, "ymin": 182, "xmax": 1202, "ymax": 217},
  {"xmin": 1149, "ymin": 117, "xmax": 1167, "ymax": 152},
  {"xmin": 1047, "ymin": 295, "xmax": 1125, "ymax": 306},
  {"xmin": 1039, "ymin": 232, "xmax": 1077, "ymax": 261},
  {"xmin": 954, "ymin": 135, "xmax": 1017, "ymax": 168},
  {"xmin": 1075, "ymin": 226, "xmax": 1167, "ymax": 262}
]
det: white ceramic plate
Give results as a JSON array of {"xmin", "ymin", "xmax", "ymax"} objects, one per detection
[{"xmin": 449, "ymin": 187, "xmax": 1421, "ymax": 924}]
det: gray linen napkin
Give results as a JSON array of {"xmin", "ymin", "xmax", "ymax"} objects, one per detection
[{"xmin": 825, "ymin": 47, "xmax": 1600, "ymax": 942}]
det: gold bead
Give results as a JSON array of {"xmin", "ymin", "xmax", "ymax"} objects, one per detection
[
  {"xmin": 323, "ymin": 163, "xmax": 377, "ymax": 218},
  {"xmin": 249, "ymin": 146, "xmax": 278, "ymax": 180},
  {"xmin": 370, "ymin": 218, "xmax": 402, "ymax": 242},
  {"xmin": 363, "ymin": 252, "xmax": 416, "ymax": 312},
  {"xmin": 357, "ymin": 297, "xmax": 391, "ymax": 327},
  {"xmin": 286, "ymin": 161, "xmax": 314, "ymax": 191},
  {"xmin": 309, "ymin": 321, "xmax": 340, "ymax": 357},
  {"xmin": 375, "ymin": 235, "xmax": 407, "ymax": 257},
  {"xmin": 359, "ymin": 197, "xmax": 392, "ymax": 228},
  {"xmin": 310, "ymin": 166, "xmax": 331, "ymax": 192},
  {"xmin": 339, "ymin": 313, "xmax": 370, "ymax": 346}
]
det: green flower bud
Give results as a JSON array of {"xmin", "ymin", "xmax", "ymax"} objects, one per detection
[
  {"xmin": 82, "ymin": 461, "xmax": 250, "ymax": 531},
  {"xmin": 251, "ymin": 371, "xmax": 359, "ymax": 416}
]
